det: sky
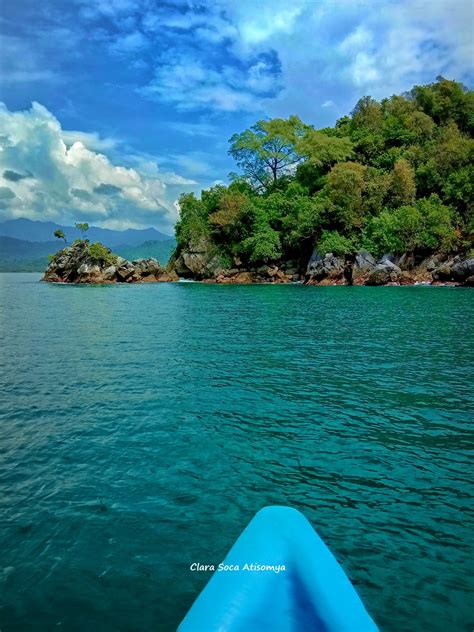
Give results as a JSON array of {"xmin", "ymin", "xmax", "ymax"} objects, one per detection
[{"xmin": 0, "ymin": 0, "xmax": 472, "ymax": 234}]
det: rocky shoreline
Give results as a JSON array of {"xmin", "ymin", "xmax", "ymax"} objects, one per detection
[
  {"xmin": 43, "ymin": 239, "xmax": 473, "ymax": 287},
  {"xmin": 43, "ymin": 240, "xmax": 178, "ymax": 284},
  {"xmin": 172, "ymin": 242, "xmax": 474, "ymax": 287}
]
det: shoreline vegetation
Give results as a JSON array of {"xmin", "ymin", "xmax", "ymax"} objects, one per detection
[{"xmin": 45, "ymin": 78, "xmax": 473, "ymax": 287}]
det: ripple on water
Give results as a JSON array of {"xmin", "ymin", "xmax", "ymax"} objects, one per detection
[{"xmin": 0, "ymin": 274, "xmax": 473, "ymax": 632}]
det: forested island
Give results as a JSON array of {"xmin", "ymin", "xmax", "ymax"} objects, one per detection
[
  {"xmin": 44, "ymin": 78, "xmax": 473, "ymax": 286},
  {"xmin": 171, "ymin": 77, "xmax": 473, "ymax": 286}
]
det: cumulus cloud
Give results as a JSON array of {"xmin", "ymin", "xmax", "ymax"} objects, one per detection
[{"xmin": 0, "ymin": 102, "xmax": 181, "ymax": 230}]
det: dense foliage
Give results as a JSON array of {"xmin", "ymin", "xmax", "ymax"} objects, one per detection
[{"xmin": 175, "ymin": 78, "xmax": 473, "ymax": 266}]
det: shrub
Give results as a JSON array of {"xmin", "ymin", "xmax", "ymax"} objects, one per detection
[
  {"xmin": 86, "ymin": 242, "xmax": 118, "ymax": 265},
  {"xmin": 317, "ymin": 230, "xmax": 354, "ymax": 256}
]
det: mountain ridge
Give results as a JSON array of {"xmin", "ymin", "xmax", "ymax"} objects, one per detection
[
  {"xmin": 0, "ymin": 218, "xmax": 172, "ymax": 246},
  {"xmin": 0, "ymin": 235, "xmax": 176, "ymax": 272}
]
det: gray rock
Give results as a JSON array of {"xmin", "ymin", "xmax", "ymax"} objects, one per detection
[
  {"xmin": 116, "ymin": 266, "xmax": 134, "ymax": 281},
  {"xmin": 103, "ymin": 265, "xmax": 117, "ymax": 280},
  {"xmin": 306, "ymin": 253, "xmax": 344, "ymax": 282},
  {"xmin": 354, "ymin": 250, "xmax": 376, "ymax": 271},
  {"xmin": 366, "ymin": 260, "xmax": 401, "ymax": 286},
  {"xmin": 419, "ymin": 253, "xmax": 446, "ymax": 271},
  {"xmin": 378, "ymin": 253, "xmax": 400, "ymax": 265},
  {"xmin": 182, "ymin": 252, "xmax": 209, "ymax": 276},
  {"xmin": 451, "ymin": 258, "xmax": 474, "ymax": 281},
  {"xmin": 397, "ymin": 253, "xmax": 416, "ymax": 271}
]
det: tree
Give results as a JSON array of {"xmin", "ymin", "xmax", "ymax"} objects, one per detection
[
  {"xmin": 324, "ymin": 162, "xmax": 368, "ymax": 230},
  {"xmin": 296, "ymin": 130, "xmax": 353, "ymax": 169},
  {"xmin": 54, "ymin": 229, "xmax": 66, "ymax": 244},
  {"xmin": 228, "ymin": 115, "xmax": 310, "ymax": 190},
  {"xmin": 75, "ymin": 222, "xmax": 89, "ymax": 240},
  {"xmin": 389, "ymin": 159, "xmax": 416, "ymax": 207},
  {"xmin": 317, "ymin": 230, "xmax": 354, "ymax": 256},
  {"xmin": 175, "ymin": 193, "xmax": 208, "ymax": 250}
]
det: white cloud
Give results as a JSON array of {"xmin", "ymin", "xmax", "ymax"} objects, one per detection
[
  {"xmin": 0, "ymin": 102, "xmax": 182, "ymax": 231},
  {"xmin": 109, "ymin": 30, "xmax": 149, "ymax": 55},
  {"xmin": 61, "ymin": 130, "xmax": 119, "ymax": 152},
  {"xmin": 149, "ymin": 0, "xmax": 473, "ymax": 121},
  {"xmin": 141, "ymin": 52, "xmax": 281, "ymax": 112}
]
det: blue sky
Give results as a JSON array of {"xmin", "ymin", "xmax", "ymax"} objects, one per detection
[{"xmin": 0, "ymin": 0, "xmax": 472, "ymax": 233}]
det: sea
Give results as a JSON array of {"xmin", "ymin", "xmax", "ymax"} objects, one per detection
[{"xmin": 0, "ymin": 273, "xmax": 473, "ymax": 631}]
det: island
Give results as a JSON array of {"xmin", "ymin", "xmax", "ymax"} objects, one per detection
[
  {"xmin": 44, "ymin": 239, "xmax": 178, "ymax": 284},
  {"xmin": 44, "ymin": 78, "xmax": 473, "ymax": 287}
]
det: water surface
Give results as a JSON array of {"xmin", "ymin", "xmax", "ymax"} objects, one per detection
[{"xmin": 0, "ymin": 273, "xmax": 473, "ymax": 631}]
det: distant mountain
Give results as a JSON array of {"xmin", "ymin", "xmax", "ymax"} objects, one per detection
[
  {"xmin": 115, "ymin": 240, "xmax": 176, "ymax": 264},
  {"xmin": 0, "ymin": 218, "xmax": 172, "ymax": 247},
  {"xmin": 0, "ymin": 235, "xmax": 176, "ymax": 272}
]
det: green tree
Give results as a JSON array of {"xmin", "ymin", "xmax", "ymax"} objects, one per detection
[
  {"xmin": 389, "ymin": 158, "xmax": 416, "ymax": 207},
  {"xmin": 175, "ymin": 193, "xmax": 209, "ymax": 250},
  {"xmin": 317, "ymin": 230, "xmax": 355, "ymax": 256},
  {"xmin": 75, "ymin": 222, "xmax": 89, "ymax": 240},
  {"xmin": 364, "ymin": 196, "xmax": 456, "ymax": 255},
  {"xmin": 54, "ymin": 229, "xmax": 67, "ymax": 244},
  {"xmin": 324, "ymin": 162, "xmax": 367, "ymax": 230},
  {"xmin": 228, "ymin": 115, "xmax": 310, "ymax": 190}
]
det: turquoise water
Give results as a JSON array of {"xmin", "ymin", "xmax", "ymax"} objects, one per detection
[{"xmin": 0, "ymin": 273, "xmax": 473, "ymax": 632}]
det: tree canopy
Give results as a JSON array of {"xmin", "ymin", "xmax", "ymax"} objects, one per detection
[{"xmin": 176, "ymin": 77, "xmax": 473, "ymax": 267}]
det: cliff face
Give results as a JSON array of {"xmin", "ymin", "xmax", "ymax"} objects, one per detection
[
  {"xmin": 43, "ymin": 240, "xmax": 178, "ymax": 284},
  {"xmin": 172, "ymin": 242, "xmax": 474, "ymax": 287}
]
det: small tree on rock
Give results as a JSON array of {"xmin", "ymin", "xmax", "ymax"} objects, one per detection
[
  {"xmin": 54, "ymin": 229, "xmax": 67, "ymax": 244},
  {"xmin": 75, "ymin": 222, "xmax": 90, "ymax": 240}
]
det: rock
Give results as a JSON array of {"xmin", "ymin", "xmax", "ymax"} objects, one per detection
[
  {"xmin": 116, "ymin": 266, "xmax": 134, "ymax": 281},
  {"xmin": 43, "ymin": 240, "xmax": 176, "ymax": 285},
  {"xmin": 76, "ymin": 263, "xmax": 102, "ymax": 283},
  {"xmin": 432, "ymin": 263, "xmax": 453, "ymax": 281},
  {"xmin": 419, "ymin": 253, "xmax": 446, "ymax": 271},
  {"xmin": 397, "ymin": 253, "xmax": 416, "ymax": 271},
  {"xmin": 464, "ymin": 275, "xmax": 474, "ymax": 287},
  {"xmin": 379, "ymin": 253, "xmax": 400, "ymax": 265},
  {"xmin": 307, "ymin": 248, "xmax": 322, "ymax": 266},
  {"xmin": 233, "ymin": 272, "xmax": 253, "ymax": 284},
  {"xmin": 366, "ymin": 260, "xmax": 402, "ymax": 286},
  {"xmin": 432, "ymin": 257, "xmax": 474, "ymax": 284},
  {"xmin": 103, "ymin": 265, "xmax": 117, "ymax": 280},
  {"xmin": 354, "ymin": 251, "xmax": 376, "ymax": 271},
  {"xmin": 181, "ymin": 252, "xmax": 209, "ymax": 276},
  {"xmin": 156, "ymin": 270, "xmax": 179, "ymax": 282},
  {"xmin": 134, "ymin": 257, "xmax": 162, "ymax": 276},
  {"xmin": 306, "ymin": 253, "xmax": 344, "ymax": 284},
  {"xmin": 451, "ymin": 258, "xmax": 474, "ymax": 281}
]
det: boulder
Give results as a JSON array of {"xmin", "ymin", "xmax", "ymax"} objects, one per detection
[
  {"xmin": 103, "ymin": 265, "xmax": 117, "ymax": 281},
  {"xmin": 354, "ymin": 251, "xmax": 376, "ymax": 271},
  {"xmin": 76, "ymin": 264, "xmax": 103, "ymax": 283},
  {"xmin": 397, "ymin": 253, "xmax": 416, "ymax": 271},
  {"xmin": 379, "ymin": 253, "xmax": 400, "ymax": 265},
  {"xmin": 306, "ymin": 253, "xmax": 344, "ymax": 284},
  {"xmin": 233, "ymin": 272, "xmax": 254, "ymax": 284},
  {"xmin": 451, "ymin": 258, "xmax": 474, "ymax": 281},
  {"xmin": 156, "ymin": 270, "xmax": 179, "ymax": 282},
  {"xmin": 432, "ymin": 257, "xmax": 474, "ymax": 284},
  {"xmin": 366, "ymin": 260, "xmax": 402, "ymax": 286},
  {"xmin": 182, "ymin": 252, "xmax": 210, "ymax": 276},
  {"xmin": 419, "ymin": 253, "xmax": 446, "ymax": 271},
  {"xmin": 116, "ymin": 265, "xmax": 134, "ymax": 281}
]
